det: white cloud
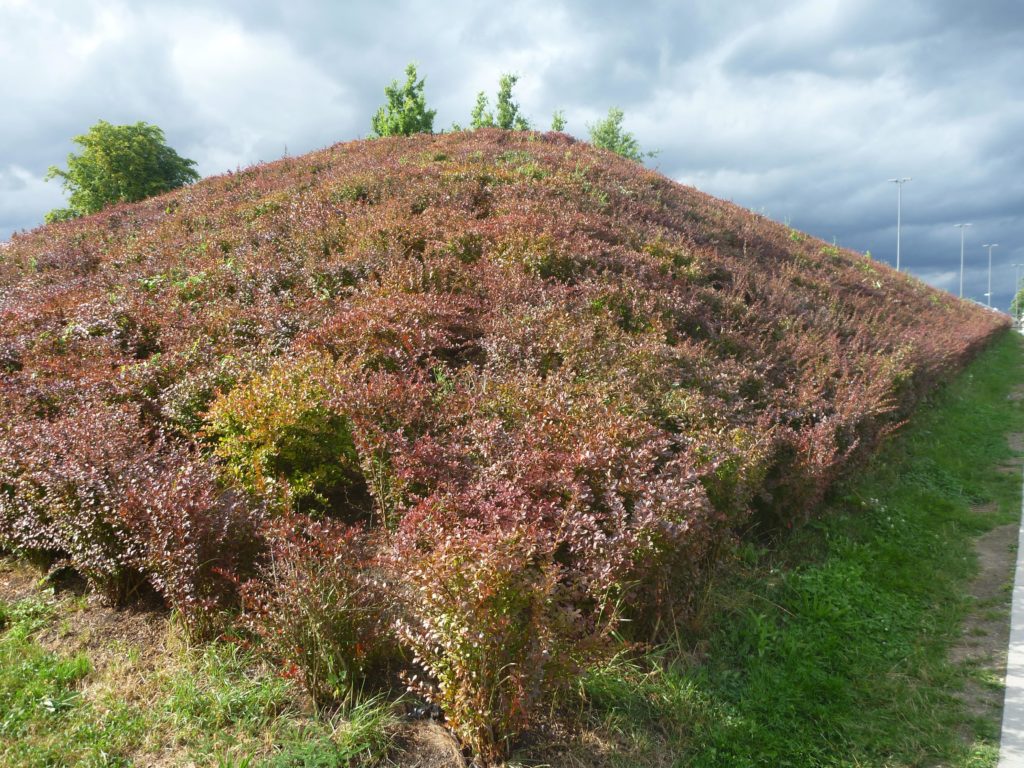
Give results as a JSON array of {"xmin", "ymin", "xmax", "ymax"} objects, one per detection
[
  {"xmin": 0, "ymin": 165, "xmax": 65, "ymax": 236},
  {"xmin": 162, "ymin": 7, "xmax": 354, "ymax": 172}
]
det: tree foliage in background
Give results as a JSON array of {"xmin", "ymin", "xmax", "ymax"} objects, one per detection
[
  {"xmin": 471, "ymin": 73, "xmax": 530, "ymax": 130},
  {"xmin": 1011, "ymin": 283, "xmax": 1024, "ymax": 323},
  {"xmin": 550, "ymin": 110, "xmax": 567, "ymax": 132},
  {"xmin": 45, "ymin": 120, "xmax": 198, "ymax": 222},
  {"xmin": 469, "ymin": 92, "xmax": 491, "ymax": 130},
  {"xmin": 588, "ymin": 107, "xmax": 653, "ymax": 163},
  {"xmin": 371, "ymin": 63, "xmax": 437, "ymax": 137}
]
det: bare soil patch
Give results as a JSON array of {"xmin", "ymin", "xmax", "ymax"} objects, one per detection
[
  {"xmin": 395, "ymin": 722, "xmax": 466, "ymax": 768},
  {"xmin": 0, "ymin": 557, "xmax": 41, "ymax": 603},
  {"xmin": 35, "ymin": 602, "xmax": 169, "ymax": 688},
  {"xmin": 950, "ymin": 523, "xmax": 1017, "ymax": 724},
  {"xmin": 1, "ymin": 556, "xmax": 169, "ymax": 683}
]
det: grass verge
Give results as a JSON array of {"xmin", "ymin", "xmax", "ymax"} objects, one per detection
[
  {"xmin": 562, "ymin": 330, "xmax": 1024, "ymax": 766},
  {"xmin": 0, "ymin": 595, "xmax": 396, "ymax": 767}
]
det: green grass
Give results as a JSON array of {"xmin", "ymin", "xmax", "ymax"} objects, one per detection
[
  {"xmin": 0, "ymin": 597, "xmax": 396, "ymax": 767},
  {"xmin": 0, "ymin": 597, "xmax": 145, "ymax": 767},
  {"xmin": 570, "ymin": 331, "xmax": 1024, "ymax": 767},
  {"xmin": 162, "ymin": 643, "xmax": 395, "ymax": 767}
]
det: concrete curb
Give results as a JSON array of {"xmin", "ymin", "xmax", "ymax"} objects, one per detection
[{"xmin": 999, "ymin": 465, "xmax": 1024, "ymax": 766}]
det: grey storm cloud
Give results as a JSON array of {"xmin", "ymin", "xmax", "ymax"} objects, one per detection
[{"xmin": 2, "ymin": 0, "xmax": 1022, "ymax": 308}]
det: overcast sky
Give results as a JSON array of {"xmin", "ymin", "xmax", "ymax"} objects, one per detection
[{"xmin": 3, "ymin": 0, "xmax": 1022, "ymax": 308}]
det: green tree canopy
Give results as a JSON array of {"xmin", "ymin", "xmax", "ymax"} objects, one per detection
[
  {"xmin": 470, "ymin": 73, "xmax": 530, "ymax": 131},
  {"xmin": 587, "ymin": 107, "xmax": 653, "ymax": 163},
  {"xmin": 371, "ymin": 63, "xmax": 437, "ymax": 137},
  {"xmin": 45, "ymin": 120, "xmax": 199, "ymax": 222},
  {"xmin": 1011, "ymin": 284, "xmax": 1024, "ymax": 322},
  {"xmin": 550, "ymin": 110, "xmax": 567, "ymax": 132},
  {"xmin": 470, "ymin": 91, "xmax": 492, "ymax": 130}
]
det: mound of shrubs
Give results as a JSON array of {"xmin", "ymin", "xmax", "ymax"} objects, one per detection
[{"xmin": 0, "ymin": 129, "xmax": 1007, "ymax": 762}]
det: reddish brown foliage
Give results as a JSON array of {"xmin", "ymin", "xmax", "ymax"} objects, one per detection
[
  {"xmin": 0, "ymin": 129, "xmax": 1007, "ymax": 761},
  {"xmin": 238, "ymin": 514, "xmax": 392, "ymax": 709}
]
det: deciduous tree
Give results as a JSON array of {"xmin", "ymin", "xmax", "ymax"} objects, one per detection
[
  {"xmin": 371, "ymin": 63, "xmax": 437, "ymax": 137},
  {"xmin": 46, "ymin": 120, "xmax": 198, "ymax": 222},
  {"xmin": 1011, "ymin": 284, "xmax": 1024, "ymax": 323},
  {"xmin": 588, "ymin": 107, "xmax": 653, "ymax": 162},
  {"xmin": 471, "ymin": 73, "xmax": 530, "ymax": 130}
]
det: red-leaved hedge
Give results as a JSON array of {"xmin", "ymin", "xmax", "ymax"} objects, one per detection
[{"xmin": 0, "ymin": 129, "xmax": 1008, "ymax": 762}]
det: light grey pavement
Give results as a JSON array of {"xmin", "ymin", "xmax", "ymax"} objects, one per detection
[{"xmin": 1000, "ymin": 465, "xmax": 1024, "ymax": 766}]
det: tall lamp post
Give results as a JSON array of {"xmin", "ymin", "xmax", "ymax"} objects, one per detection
[
  {"xmin": 982, "ymin": 244, "xmax": 998, "ymax": 308},
  {"xmin": 955, "ymin": 223, "xmax": 972, "ymax": 298},
  {"xmin": 889, "ymin": 178, "xmax": 911, "ymax": 271}
]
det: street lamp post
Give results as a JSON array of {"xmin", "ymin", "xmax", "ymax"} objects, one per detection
[
  {"xmin": 982, "ymin": 243, "xmax": 998, "ymax": 307},
  {"xmin": 889, "ymin": 178, "xmax": 911, "ymax": 271},
  {"xmin": 955, "ymin": 223, "xmax": 972, "ymax": 298}
]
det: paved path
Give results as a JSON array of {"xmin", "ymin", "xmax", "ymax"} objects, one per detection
[{"xmin": 1000, "ymin": 466, "xmax": 1024, "ymax": 766}]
